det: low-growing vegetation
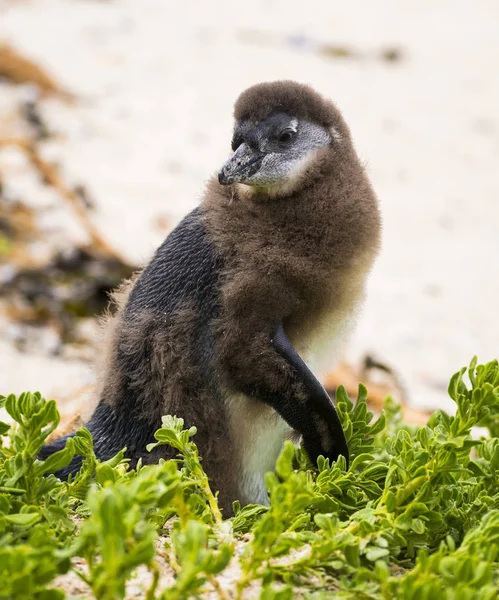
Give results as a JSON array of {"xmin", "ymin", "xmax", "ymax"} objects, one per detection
[{"xmin": 0, "ymin": 357, "xmax": 498, "ymax": 599}]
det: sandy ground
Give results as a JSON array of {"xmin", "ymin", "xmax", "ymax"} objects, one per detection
[{"xmin": 1, "ymin": 0, "xmax": 499, "ymax": 418}]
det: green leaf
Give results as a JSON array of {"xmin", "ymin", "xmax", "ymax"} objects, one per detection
[
  {"xmin": 365, "ymin": 546, "xmax": 390, "ymax": 562},
  {"xmin": 4, "ymin": 512, "xmax": 42, "ymax": 526},
  {"xmin": 275, "ymin": 441, "xmax": 295, "ymax": 480}
]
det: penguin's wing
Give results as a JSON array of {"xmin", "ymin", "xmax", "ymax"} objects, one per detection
[{"xmin": 271, "ymin": 321, "xmax": 349, "ymax": 467}]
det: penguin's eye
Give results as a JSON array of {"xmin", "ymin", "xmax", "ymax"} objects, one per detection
[{"xmin": 278, "ymin": 130, "xmax": 295, "ymax": 144}]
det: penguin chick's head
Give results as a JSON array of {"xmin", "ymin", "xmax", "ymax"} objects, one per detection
[{"xmin": 218, "ymin": 80, "xmax": 349, "ymax": 195}]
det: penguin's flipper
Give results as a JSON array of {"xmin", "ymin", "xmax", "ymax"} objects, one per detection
[{"xmin": 270, "ymin": 321, "xmax": 349, "ymax": 467}]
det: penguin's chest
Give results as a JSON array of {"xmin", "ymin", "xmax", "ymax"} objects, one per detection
[
  {"xmin": 287, "ymin": 266, "xmax": 368, "ymax": 381},
  {"xmin": 294, "ymin": 298, "xmax": 362, "ymax": 380}
]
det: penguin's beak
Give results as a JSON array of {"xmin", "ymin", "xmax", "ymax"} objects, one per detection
[{"xmin": 218, "ymin": 143, "xmax": 263, "ymax": 185}]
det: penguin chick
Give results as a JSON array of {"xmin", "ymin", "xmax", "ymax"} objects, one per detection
[{"xmin": 40, "ymin": 81, "xmax": 381, "ymax": 515}]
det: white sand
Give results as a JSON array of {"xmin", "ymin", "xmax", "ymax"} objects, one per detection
[{"xmin": 1, "ymin": 0, "xmax": 498, "ymax": 413}]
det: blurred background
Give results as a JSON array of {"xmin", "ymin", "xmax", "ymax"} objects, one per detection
[{"xmin": 0, "ymin": 0, "xmax": 498, "ymax": 426}]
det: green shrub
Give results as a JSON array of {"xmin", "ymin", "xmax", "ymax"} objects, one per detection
[{"xmin": 0, "ymin": 357, "xmax": 498, "ymax": 599}]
